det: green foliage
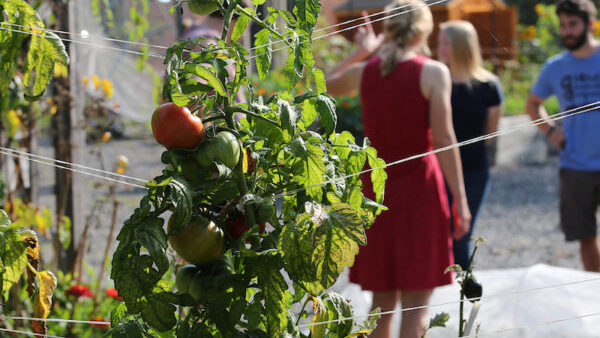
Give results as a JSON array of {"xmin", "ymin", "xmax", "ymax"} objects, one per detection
[
  {"xmin": 0, "ymin": 0, "xmax": 69, "ymax": 100},
  {"xmin": 0, "ymin": 210, "xmax": 27, "ymax": 300},
  {"xmin": 111, "ymin": 1, "xmax": 388, "ymax": 336}
]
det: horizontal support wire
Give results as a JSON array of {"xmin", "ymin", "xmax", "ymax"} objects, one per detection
[
  {"xmin": 0, "ymin": 327, "xmax": 65, "ymax": 338},
  {"xmin": 272, "ymin": 101, "xmax": 600, "ymax": 200},
  {"xmin": 298, "ymin": 276, "xmax": 600, "ymax": 329}
]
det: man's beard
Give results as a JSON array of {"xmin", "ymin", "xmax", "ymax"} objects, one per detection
[{"xmin": 562, "ymin": 30, "xmax": 588, "ymax": 51}]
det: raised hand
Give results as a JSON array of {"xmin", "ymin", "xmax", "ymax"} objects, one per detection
[{"xmin": 353, "ymin": 11, "xmax": 385, "ymax": 58}]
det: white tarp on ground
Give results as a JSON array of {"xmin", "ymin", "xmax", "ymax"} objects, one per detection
[{"xmin": 334, "ymin": 264, "xmax": 600, "ymax": 338}]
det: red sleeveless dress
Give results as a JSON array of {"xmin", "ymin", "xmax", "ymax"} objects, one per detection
[{"xmin": 349, "ymin": 55, "xmax": 454, "ymax": 291}]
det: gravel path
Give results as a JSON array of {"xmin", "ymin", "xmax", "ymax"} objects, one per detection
[{"xmin": 32, "ymin": 129, "xmax": 588, "ymax": 278}]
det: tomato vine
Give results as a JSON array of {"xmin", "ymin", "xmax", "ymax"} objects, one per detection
[{"xmin": 109, "ymin": 1, "xmax": 388, "ymax": 336}]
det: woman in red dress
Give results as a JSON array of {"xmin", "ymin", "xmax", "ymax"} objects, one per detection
[{"xmin": 326, "ymin": 1, "xmax": 471, "ymax": 337}]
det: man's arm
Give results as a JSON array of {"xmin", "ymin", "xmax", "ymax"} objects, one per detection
[{"xmin": 526, "ymin": 93, "xmax": 565, "ymax": 148}]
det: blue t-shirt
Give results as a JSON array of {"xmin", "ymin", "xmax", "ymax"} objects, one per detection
[{"xmin": 532, "ymin": 49, "xmax": 600, "ymax": 171}]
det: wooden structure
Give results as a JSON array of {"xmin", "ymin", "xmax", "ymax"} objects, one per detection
[{"xmin": 333, "ymin": 0, "xmax": 518, "ymax": 62}]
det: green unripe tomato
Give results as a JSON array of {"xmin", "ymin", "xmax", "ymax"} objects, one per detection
[
  {"xmin": 175, "ymin": 264, "xmax": 200, "ymax": 294},
  {"xmin": 167, "ymin": 215, "xmax": 225, "ymax": 266},
  {"xmin": 195, "ymin": 131, "xmax": 241, "ymax": 169},
  {"xmin": 188, "ymin": 0, "xmax": 223, "ymax": 15}
]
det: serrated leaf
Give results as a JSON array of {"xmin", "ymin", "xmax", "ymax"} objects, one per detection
[
  {"xmin": 306, "ymin": 204, "xmax": 366, "ymax": 293},
  {"xmin": 278, "ymin": 213, "xmax": 315, "ymax": 283},
  {"xmin": 105, "ymin": 320, "xmax": 147, "ymax": 338},
  {"xmin": 23, "ymin": 31, "xmax": 69, "ymax": 98},
  {"xmin": 257, "ymin": 254, "xmax": 290, "ymax": 336},
  {"xmin": 278, "ymin": 99, "xmax": 297, "ymax": 136},
  {"xmin": 301, "ymin": 98, "xmax": 318, "ymax": 128},
  {"xmin": 183, "ymin": 63, "xmax": 227, "ymax": 96},
  {"xmin": 315, "ymin": 94, "xmax": 337, "ymax": 136},
  {"xmin": 294, "ymin": 0, "xmax": 321, "ymax": 35},
  {"xmin": 292, "ymin": 142, "xmax": 325, "ymax": 200},
  {"xmin": 254, "ymin": 29, "xmax": 272, "ymax": 81},
  {"xmin": 164, "ymin": 176, "xmax": 193, "ymax": 234},
  {"xmin": 231, "ymin": 9, "xmax": 252, "ymax": 42},
  {"xmin": 134, "ymin": 217, "xmax": 168, "ymax": 274},
  {"xmin": 325, "ymin": 292, "xmax": 353, "ymax": 337},
  {"xmin": 428, "ymin": 312, "xmax": 450, "ymax": 328},
  {"xmin": 366, "ymin": 148, "xmax": 387, "ymax": 204},
  {"xmin": 110, "ymin": 302, "xmax": 128, "ymax": 327},
  {"xmin": 0, "ymin": 213, "xmax": 27, "ymax": 300},
  {"xmin": 313, "ymin": 68, "xmax": 326, "ymax": 94}
]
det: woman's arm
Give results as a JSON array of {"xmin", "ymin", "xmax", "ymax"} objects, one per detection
[
  {"xmin": 485, "ymin": 104, "xmax": 502, "ymax": 144},
  {"xmin": 325, "ymin": 15, "xmax": 384, "ymax": 97},
  {"xmin": 422, "ymin": 60, "xmax": 472, "ymax": 240}
]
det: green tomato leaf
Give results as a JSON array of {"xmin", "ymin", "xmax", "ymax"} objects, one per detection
[
  {"xmin": 105, "ymin": 320, "xmax": 147, "ymax": 338},
  {"xmin": 315, "ymin": 94, "xmax": 337, "ymax": 136},
  {"xmin": 110, "ymin": 302, "xmax": 128, "ymax": 328},
  {"xmin": 164, "ymin": 176, "xmax": 193, "ymax": 234},
  {"xmin": 254, "ymin": 29, "xmax": 272, "ymax": 81},
  {"xmin": 111, "ymin": 197, "xmax": 177, "ymax": 332},
  {"xmin": 325, "ymin": 292, "xmax": 354, "ymax": 337},
  {"xmin": 313, "ymin": 68, "xmax": 326, "ymax": 94},
  {"xmin": 292, "ymin": 142, "xmax": 326, "ymax": 200},
  {"xmin": 278, "ymin": 213, "xmax": 316, "ymax": 284},
  {"xmin": 257, "ymin": 253, "xmax": 291, "ymax": 337},
  {"xmin": 278, "ymin": 99, "xmax": 297, "ymax": 137},
  {"xmin": 231, "ymin": 9, "xmax": 252, "ymax": 42},
  {"xmin": 134, "ymin": 217, "xmax": 168, "ymax": 274},
  {"xmin": 23, "ymin": 31, "xmax": 69, "ymax": 98},
  {"xmin": 300, "ymin": 98, "xmax": 318, "ymax": 129},
  {"xmin": 183, "ymin": 63, "xmax": 227, "ymax": 96},
  {"xmin": 294, "ymin": 0, "xmax": 321, "ymax": 35},
  {"xmin": 366, "ymin": 147, "xmax": 387, "ymax": 205},
  {"xmin": 307, "ymin": 203, "xmax": 366, "ymax": 293},
  {"xmin": 0, "ymin": 210, "xmax": 28, "ymax": 301}
]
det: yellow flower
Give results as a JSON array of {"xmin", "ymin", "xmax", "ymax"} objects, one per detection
[
  {"xmin": 6, "ymin": 109, "xmax": 23, "ymax": 138},
  {"xmin": 30, "ymin": 25, "xmax": 44, "ymax": 35},
  {"xmin": 117, "ymin": 155, "xmax": 129, "ymax": 168},
  {"xmin": 535, "ymin": 4, "xmax": 544, "ymax": 16},
  {"xmin": 116, "ymin": 166, "xmax": 126, "ymax": 175},
  {"xmin": 101, "ymin": 79, "xmax": 114, "ymax": 99},
  {"xmin": 520, "ymin": 26, "xmax": 537, "ymax": 41},
  {"xmin": 595, "ymin": 21, "xmax": 600, "ymax": 36},
  {"xmin": 92, "ymin": 75, "xmax": 100, "ymax": 90},
  {"xmin": 82, "ymin": 76, "xmax": 89, "ymax": 87}
]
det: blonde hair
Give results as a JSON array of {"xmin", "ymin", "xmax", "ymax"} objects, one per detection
[
  {"xmin": 439, "ymin": 20, "xmax": 495, "ymax": 82},
  {"xmin": 380, "ymin": 0, "xmax": 434, "ymax": 77}
]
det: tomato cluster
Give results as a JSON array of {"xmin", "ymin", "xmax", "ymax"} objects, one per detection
[{"xmin": 175, "ymin": 256, "xmax": 234, "ymax": 303}]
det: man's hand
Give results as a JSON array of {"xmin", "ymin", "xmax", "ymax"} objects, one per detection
[{"xmin": 547, "ymin": 127, "xmax": 566, "ymax": 149}]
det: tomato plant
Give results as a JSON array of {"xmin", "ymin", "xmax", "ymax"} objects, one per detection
[
  {"xmin": 110, "ymin": 1, "xmax": 388, "ymax": 336},
  {"xmin": 152, "ymin": 102, "xmax": 205, "ymax": 149}
]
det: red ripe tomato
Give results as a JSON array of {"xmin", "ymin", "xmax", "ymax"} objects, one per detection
[
  {"xmin": 228, "ymin": 215, "xmax": 266, "ymax": 241},
  {"xmin": 151, "ymin": 103, "xmax": 205, "ymax": 149}
]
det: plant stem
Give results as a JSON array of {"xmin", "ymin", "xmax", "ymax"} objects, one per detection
[
  {"xmin": 92, "ymin": 188, "xmax": 119, "ymax": 314},
  {"xmin": 459, "ymin": 291, "xmax": 464, "ymax": 336},
  {"xmin": 295, "ymin": 296, "xmax": 311, "ymax": 326},
  {"xmin": 223, "ymin": 101, "xmax": 257, "ymax": 227},
  {"xmin": 235, "ymin": 5, "xmax": 290, "ymax": 47},
  {"xmin": 229, "ymin": 106, "xmax": 281, "ymax": 128}
]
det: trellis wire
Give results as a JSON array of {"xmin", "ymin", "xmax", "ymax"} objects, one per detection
[
  {"xmin": 271, "ymin": 101, "xmax": 600, "ymax": 200},
  {"xmin": 298, "ymin": 276, "xmax": 600, "ymax": 329},
  {"xmin": 0, "ymin": 327, "xmax": 65, "ymax": 338}
]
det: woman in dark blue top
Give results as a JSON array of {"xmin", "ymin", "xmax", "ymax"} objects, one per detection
[{"xmin": 437, "ymin": 20, "xmax": 504, "ymax": 269}]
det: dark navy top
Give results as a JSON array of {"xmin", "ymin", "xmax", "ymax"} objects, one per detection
[{"xmin": 451, "ymin": 78, "xmax": 502, "ymax": 171}]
